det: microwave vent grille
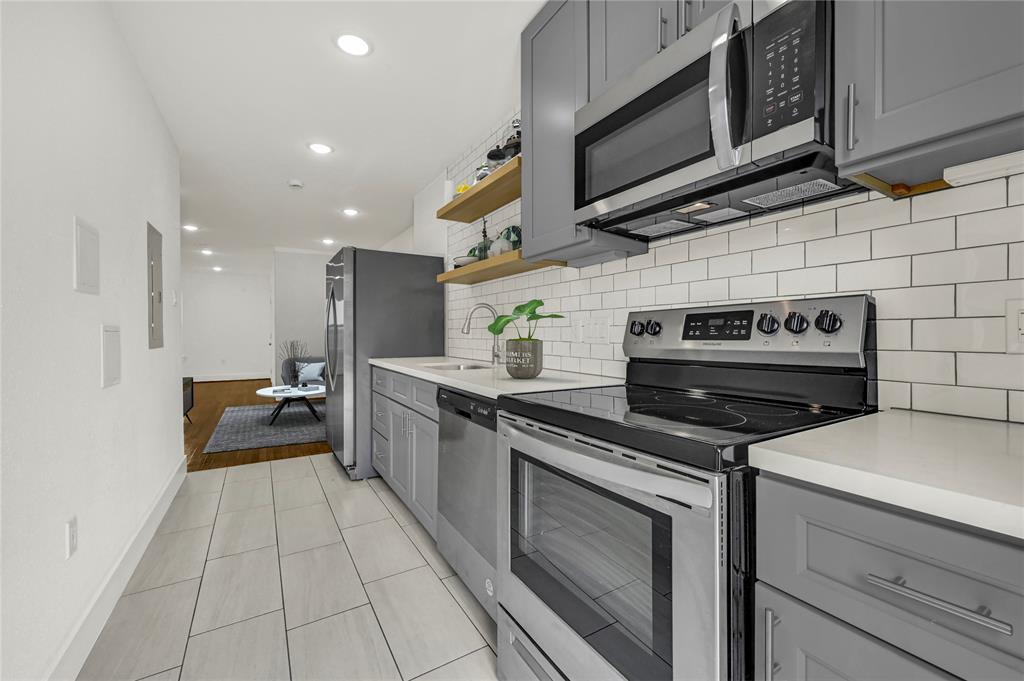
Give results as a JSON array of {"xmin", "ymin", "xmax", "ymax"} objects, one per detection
[
  {"xmin": 629, "ymin": 219, "xmax": 694, "ymax": 238},
  {"xmin": 743, "ymin": 179, "xmax": 842, "ymax": 208}
]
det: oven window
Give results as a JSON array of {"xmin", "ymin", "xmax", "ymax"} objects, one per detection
[
  {"xmin": 510, "ymin": 450, "xmax": 673, "ymax": 681},
  {"xmin": 576, "ymin": 54, "xmax": 714, "ymax": 210}
]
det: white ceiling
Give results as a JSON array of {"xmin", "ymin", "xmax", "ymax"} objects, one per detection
[{"xmin": 111, "ymin": 1, "xmax": 542, "ymax": 273}]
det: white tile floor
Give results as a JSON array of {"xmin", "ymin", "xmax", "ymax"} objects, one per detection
[{"xmin": 78, "ymin": 454, "xmax": 498, "ymax": 681}]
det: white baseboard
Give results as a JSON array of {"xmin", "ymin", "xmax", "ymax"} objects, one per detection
[
  {"xmin": 192, "ymin": 372, "xmax": 270, "ymax": 382},
  {"xmin": 47, "ymin": 458, "xmax": 186, "ymax": 681}
]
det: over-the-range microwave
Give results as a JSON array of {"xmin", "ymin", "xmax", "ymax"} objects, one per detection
[{"xmin": 575, "ymin": 0, "xmax": 857, "ymax": 241}]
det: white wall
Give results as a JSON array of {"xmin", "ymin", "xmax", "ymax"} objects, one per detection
[
  {"xmin": 182, "ymin": 269, "xmax": 273, "ymax": 381},
  {"xmin": 412, "ymin": 172, "xmax": 450, "ymax": 256},
  {"xmin": 1, "ymin": 3, "xmax": 183, "ymax": 678},
  {"xmin": 273, "ymin": 249, "xmax": 328, "ymax": 382},
  {"xmin": 446, "ymin": 115, "xmax": 1024, "ymax": 423},
  {"xmin": 379, "ymin": 225, "xmax": 414, "ymax": 253}
]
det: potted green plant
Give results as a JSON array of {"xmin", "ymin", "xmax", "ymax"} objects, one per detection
[{"xmin": 487, "ymin": 299, "xmax": 563, "ymax": 379}]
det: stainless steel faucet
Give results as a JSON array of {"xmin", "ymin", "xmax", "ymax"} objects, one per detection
[{"xmin": 461, "ymin": 303, "xmax": 501, "ymax": 364}]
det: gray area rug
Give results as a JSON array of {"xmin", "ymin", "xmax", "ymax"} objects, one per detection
[{"xmin": 204, "ymin": 401, "xmax": 327, "ymax": 454}]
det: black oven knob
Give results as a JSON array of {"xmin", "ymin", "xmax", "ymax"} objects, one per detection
[
  {"xmin": 756, "ymin": 313, "xmax": 780, "ymax": 336},
  {"xmin": 629, "ymin": 320, "xmax": 646, "ymax": 337},
  {"xmin": 814, "ymin": 309, "xmax": 843, "ymax": 334},
  {"xmin": 644, "ymin": 320, "xmax": 662, "ymax": 336},
  {"xmin": 784, "ymin": 311, "xmax": 809, "ymax": 335}
]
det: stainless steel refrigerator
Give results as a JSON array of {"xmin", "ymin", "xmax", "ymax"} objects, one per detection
[{"xmin": 325, "ymin": 247, "xmax": 444, "ymax": 479}]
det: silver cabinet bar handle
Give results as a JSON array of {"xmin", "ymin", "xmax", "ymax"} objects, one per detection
[
  {"xmin": 657, "ymin": 7, "xmax": 667, "ymax": 53},
  {"xmin": 765, "ymin": 608, "xmax": 780, "ymax": 679},
  {"xmin": 866, "ymin": 573, "xmax": 1013, "ymax": 636},
  {"xmin": 846, "ymin": 82, "xmax": 856, "ymax": 151}
]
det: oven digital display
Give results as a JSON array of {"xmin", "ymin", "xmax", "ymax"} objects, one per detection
[{"xmin": 683, "ymin": 311, "xmax": 754, "ymax": 340}]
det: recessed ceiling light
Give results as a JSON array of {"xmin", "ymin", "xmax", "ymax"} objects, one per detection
[
  {"xmin": 342, "ymin": 208, "xmax": 359, "ymax": 217},
  {"xmin": 322, "ymin": 238, "xmax": 335, "ymax": 245},
  {"xmin": 336, "ymin": 34, "xmax": 370, "ymax": 56},
  {"xmin": 200, "ymin": 248, "xmax": 213, "ymax": 256},
  {"xmin": 308, "ymin": 143, "xmax": 333, "ymax": 155},
  {"xmin": 212, "ymin": 266, "xmax": 223, "ymax": 272},
  {"xmin": 182, "ymin": 224, "xmax": 199, "ymax": 232}
]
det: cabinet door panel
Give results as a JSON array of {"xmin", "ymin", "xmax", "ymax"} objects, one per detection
[
  {"xmin": 835, "ymin": 0, "xmax": 1024, "ymax": 183},
  {"xmin": 372, "ymin": 430, "xmax": 390, "ymax": 481},
  {"xmin": 389, "ymin": 408, "xmax": 411, "ymax": 497},
  {"xmin": 410, "ymin": 378, "xmax": 439, "ymax": 421},
  {"xmin": 409, "ymin": 412, "xmax": 439, "ymax": 536},
  {"xmin": 755, "ymin": 583, "xmax": 956, "ymax": 681},
  {"xmin": 684, "ymin": 0, "xmax": 731, "ymax": 33},
  {"xmin": 589, "ymin": 0, "xmax": 679, "ymax": 101}
]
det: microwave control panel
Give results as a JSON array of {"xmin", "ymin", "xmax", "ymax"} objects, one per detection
[{"xmin": 752, "ymin": 0, "xmax": 818, "ymax": 139}]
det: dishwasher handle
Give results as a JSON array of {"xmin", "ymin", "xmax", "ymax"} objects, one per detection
[{"xmin": 438, "ymin": 387, "xmax": 498, "ymax": 431}]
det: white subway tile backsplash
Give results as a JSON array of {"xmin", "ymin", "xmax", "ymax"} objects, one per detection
[
  {"xmin": 871, "ymin": 218, "xmax": 955, "ymax": 258},
  {"xmin": 839, "ymin": 257, "xmax": 910, "ymax": 291},
  {"xmin": 806, "ymin": 232, "xmax": 871, "ymax": 266},
  {"xmin": 912, "ymin": 245, "xmax": 1007, "ymax": 285},
  {"xmin": 957, "ymin": 353, "xmax": 1024, "ymax": 390},
  {"xmin": 877, "ymin": 351, "xmax": 955, "ymax": 384},
  {"xmin": 912, "ymin": 384, "xmax": 1007, "ymax": 420},
  {"xmin": 956, "ymin": 205, "xmax": 1024, "ymax": 247},
  {"xmin": 837, "ymin": 198, "xmax": 910, "ymax": 234},
  {"xmin": 688, "ymin": 233, "xmax": 729, "ymax": 259},
  {"xmin": 444, "ymin": 122, "xmax": 1017, "ymax": 419},
  {"xmin": 912, "ymin": 178, "xmax": 1006, "ymax": 222},
  {"xmin": 777, "ymin": 265, "xmax": 835, "ymax": 295},
  {"xmin": 913, "ymin": 317, "xmax": 1006, "ymax": 352},
  {"xmin": 778, "ymin": 211, "xmax": 835, "ymax": 244},
  {"xmin": 956, "ymin": 279, "xmax": 1024, "ymax": 317},
  {"xmin": 729, "ymin": 223, "xmax": 777, "ymax": 252},
  {"xmin": 708, "ymin": 252, "xmax": 751, "ymax": 278},
  {"xmin": 752, "ymin": 244, "xmax": 804, "ymax": 273}
]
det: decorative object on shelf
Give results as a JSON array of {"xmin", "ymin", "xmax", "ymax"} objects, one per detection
[
  {"xmin": 487, "ymin": 299, "xmax": 563, "ymax": 379},
  {"xmin": 455, "ymin": 182, "xmax": 471, "ymax": 194},
  {"xmin": 277, "ymin": 339, "xmax": 309, "ymax": 387},
  {"xmin": 473, "ymin": 163, "xmax": 491, "ymax": 185},
  {"xmin": 453, "ymin": 255, "xmax": 479, "ymax": 268},
  {"xmin": 487, "ymin": 225, "xmax": 521, "ymax": 257},
  {"xmin": 501, "ymin": 119, "xmax": 522, "ymax": 159},
  {"xmin": 486, "ymin": 145, "xmax": 507, "ymax": 171},
  {"xmin": 475, "ymin": 218, "xmax": 493, "ymax": 261}
]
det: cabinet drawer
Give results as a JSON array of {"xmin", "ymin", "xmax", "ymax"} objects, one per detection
[
  {"xmin": 410, "ymin": 377, "xmax": 438, "ymax": 421},
  {"xmin": 372, "ymin": 367, "xmax": 389, "ymax": 395},
  {"xmin": 390, "ymin": 372, "xmax": 412, "ymax": 406},
  {"xmin": 757, "ymin": 474, "xmax": 1024, "ymax": 679},
  {"xmin": 372, "ymin": 393, "xmax": 389, "ymax": 435},
  {"xmin": 372, "ymin": 429, "xmax": 390, "ymax": 479},
  {"xmin": 755, "ymin": 583, "xmax": 955, "ymax": 681}
]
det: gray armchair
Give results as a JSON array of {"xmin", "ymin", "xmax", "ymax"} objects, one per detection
[{"xmin": 281, "ymin": 356, "xmax": 327, "ymax": 386}]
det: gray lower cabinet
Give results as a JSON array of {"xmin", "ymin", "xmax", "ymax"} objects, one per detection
[
  {"xmin": 588, "ymin": 0, "xmax": 679, "ymax": 101},
  {"xmin": 755, "ymin": 583, "xmax": 956, "ymax": 681},
  {"xmin": 834, "ymin": 0, "xmax": 1024, "ymax": 193},
  {"xmin": 521, "ymin": 0, "xmax": 648, "ymax": 266},
  {"xmin": 757, "ymin": 474, "xmax": 1024, "ymax": 680},
  {"xmin": 371, "ymin": 368, "xmax": 439, "ymax": 537}
]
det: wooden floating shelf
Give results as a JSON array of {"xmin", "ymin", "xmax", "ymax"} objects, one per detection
[
  {"xmin": 436, "ymin": 249, "xmax": 564, "ymax": 286},
  {"xmin": 436, "ymin": 155, "xmax": 522, "ymax": 223}
]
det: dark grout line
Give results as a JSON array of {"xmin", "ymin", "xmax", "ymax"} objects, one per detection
[
  {"xmin": 406, "ymin": 645, "xmax": 493, "ymax": 681},
  {"xmin": 176, "ymin": 475, "xmax": 225, "ymax": 671},
  {"xmin": 188, "ymin": 608, "xmax": 285, "ymax": 640},
  {"xmin": 269, "ymin": 460, "xmax": 294, "ymax": 681}
]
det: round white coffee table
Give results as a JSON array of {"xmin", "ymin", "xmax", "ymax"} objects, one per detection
[{"xmin": 256, "ymin": 385, "xmax": 327, "ymax": 425}]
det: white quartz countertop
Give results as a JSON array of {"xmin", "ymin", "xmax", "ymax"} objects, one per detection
[
  {"xmin": 750, "ymin": 409, "xmax": 1024, "ymax": 540},
  {"xmin": 368, "ymin": 356, "xmax": 622, "ymax": 400}
]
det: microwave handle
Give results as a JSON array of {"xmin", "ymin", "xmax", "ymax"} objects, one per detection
[{"xmin": 709, "ymin": 2, "xmax": 743, "ymax": 170}]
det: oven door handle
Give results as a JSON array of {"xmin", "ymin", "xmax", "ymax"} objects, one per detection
[
  {"xmin": 503, "ymin": 421, "xmax": 714, "ymax": 510},
  {"xmin": 709, "ymin": 1, "xmax": 743, "ymax": 170}
]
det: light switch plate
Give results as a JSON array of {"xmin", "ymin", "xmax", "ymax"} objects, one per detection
[
  {"xmin": 1007, "ymin": 299, "xmax": 1024, "ymax": 354},
  {"xmin": 101, "ymin": 325, "xmax": 121, "ymax": 387},
  {"xmin": 73, "ymin": 216, "xmax": 100, "ymax": 294}
]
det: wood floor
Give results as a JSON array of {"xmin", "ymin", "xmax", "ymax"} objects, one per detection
[{"xmin": 184, "ymin": 379, "xmax": 331, "ymax": 472}]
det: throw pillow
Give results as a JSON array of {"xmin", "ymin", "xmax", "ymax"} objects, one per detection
[{"xmin": 295, "ymin": 361, "xmax": 325, "ymax": 383}]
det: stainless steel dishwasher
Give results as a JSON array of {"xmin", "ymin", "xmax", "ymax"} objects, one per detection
[{"xmin": 437, "ymin": 387, "xmax": 498, "ymax": 618}]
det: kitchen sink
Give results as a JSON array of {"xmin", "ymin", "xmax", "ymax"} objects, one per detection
[{"xmin": 421, "ymin": 362, "xmax": 491, "ymax": 371}]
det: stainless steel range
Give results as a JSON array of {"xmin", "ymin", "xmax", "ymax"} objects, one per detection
[{"xmin": 495, "ymin": 295, "xmax": 877, "ymax": 681}]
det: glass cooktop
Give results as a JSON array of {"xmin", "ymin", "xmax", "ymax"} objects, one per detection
[{"xmin": 499, "ymin": 384, "xmax": 858, "ymax": 470}]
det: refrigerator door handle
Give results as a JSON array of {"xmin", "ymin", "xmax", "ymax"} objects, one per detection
[{"xmin": 325, "ymin": 284, "xmax": 338, "ymax": 391}]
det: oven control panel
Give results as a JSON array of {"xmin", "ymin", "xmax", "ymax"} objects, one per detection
[
  {"xmin": 623, "ymin": 295, "xmax": 873, "ymax": 368},
  {"xmin": 751, "ymin": 0, "xmax": 819, "ymax": 139}
]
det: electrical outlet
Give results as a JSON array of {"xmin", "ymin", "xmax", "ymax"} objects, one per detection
[
  {"xmin": 1007, "ymin": 299, "xmax": 1024, "ymax": 354},
  {"xmin": 65, "ymin": 517, "xmax": 78, "ymax": 559}
]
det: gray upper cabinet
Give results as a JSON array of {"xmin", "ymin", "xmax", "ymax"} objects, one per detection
[
  {"xmin": 588, "ymin": 0, "xmax": 679, "ymax": 102},
  {"xmin": 521, "ymin": 0, "xmax": 649, "ymax": 266},
  {"xmin": 683, "ymin": 0, "xmax": 731, "ymax": 34},
  {"xmin": 835, "ymin": 0, "xmax": 1024, "ymax": 194}
]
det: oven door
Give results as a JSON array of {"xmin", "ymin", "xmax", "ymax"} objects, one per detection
[
  {"xmin": 497, "ymin": 415, "xmax": 727, "ymax": 681},
  {"xmin": 574, "ymin": 1, "xmax": 753, "ymax": 225}
]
